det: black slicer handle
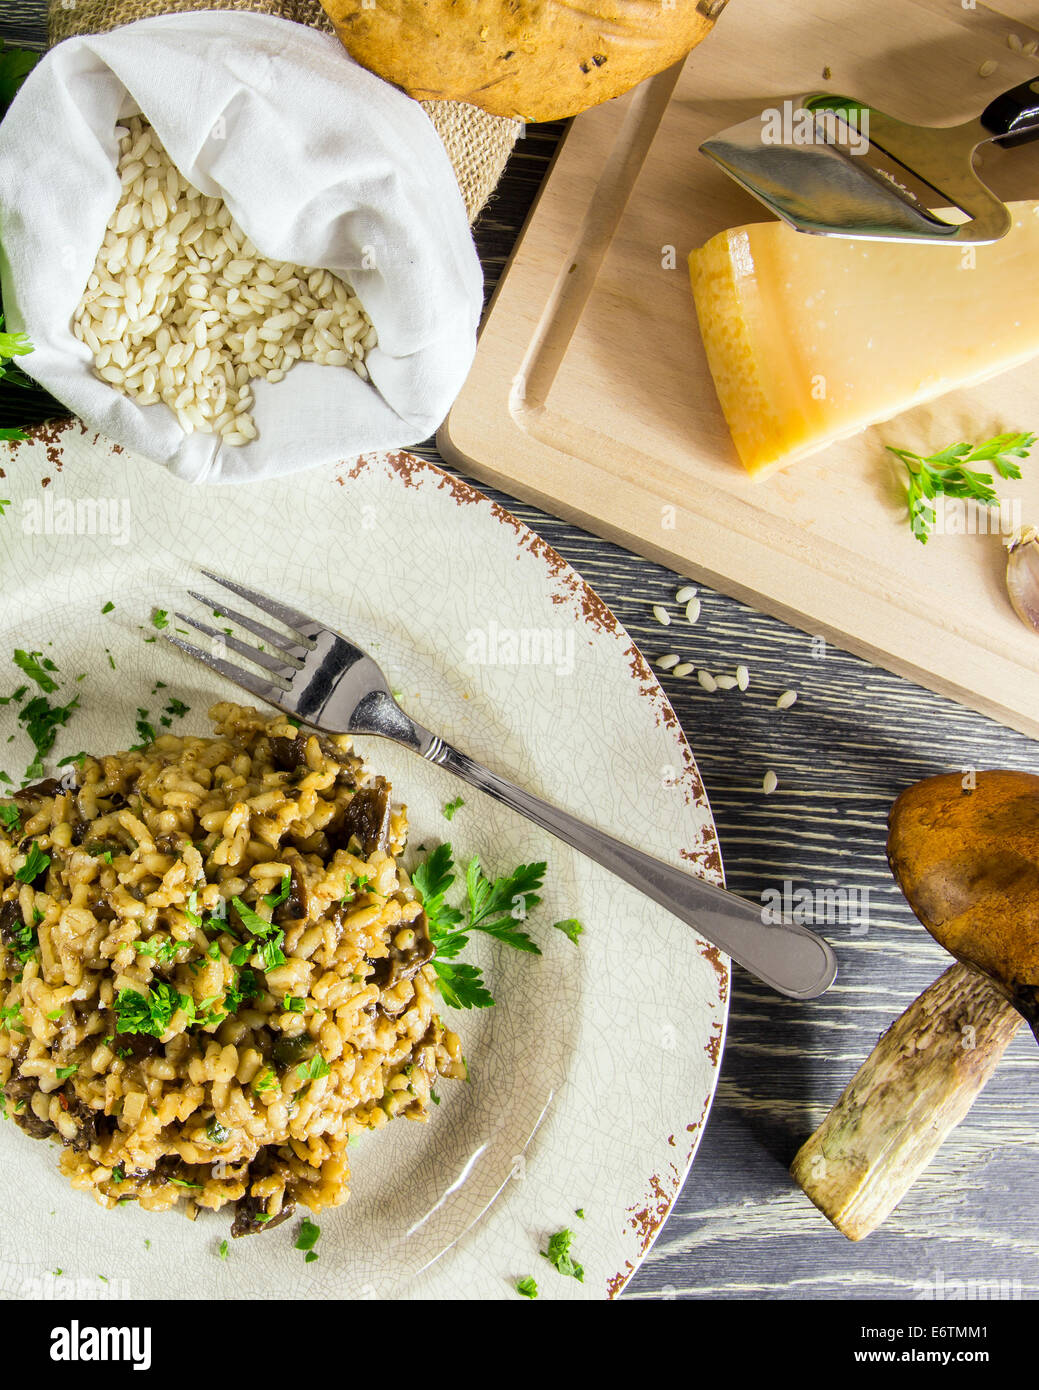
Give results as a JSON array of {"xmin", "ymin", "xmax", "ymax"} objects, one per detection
[{"xmin": 980, "ymin": 78, "xmax": 1039, "ymax": 146}]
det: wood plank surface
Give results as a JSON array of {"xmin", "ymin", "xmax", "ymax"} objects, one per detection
[{"xmin": 3, "ymin": 0, "xmax": 1038, "ymax": 1302}]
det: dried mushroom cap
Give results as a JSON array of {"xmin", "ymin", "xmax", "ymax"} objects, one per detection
[
  {"xmin": 887, "ymin": 770, "xmax": 1039, "ymax": 1035},
  {"xmin": 319, "ymin": 0, "xmax": 727, "ymax": 121}
]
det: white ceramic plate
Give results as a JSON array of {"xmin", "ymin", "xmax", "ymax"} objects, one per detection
[{"xmin": 0, "ymin": 429, "xmax": 728, "ymax": 1300}]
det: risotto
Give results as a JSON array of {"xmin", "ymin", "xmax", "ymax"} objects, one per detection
[{"xmin": 0, "ymin": 703, "xmax": 464, "ymax": 1236}]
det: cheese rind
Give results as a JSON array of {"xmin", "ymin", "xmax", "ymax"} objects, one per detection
[{"xmin": 688, "ymin": 204, "xmax": 1039, "ymax": 476}]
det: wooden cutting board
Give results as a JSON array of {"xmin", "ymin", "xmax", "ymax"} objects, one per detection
[{"xmin": 440, "ymin": 0, "xmax": 1039, "ymax": 738}]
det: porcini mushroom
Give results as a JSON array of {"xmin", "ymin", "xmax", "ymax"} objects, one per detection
[{"xmin": 791, "ymin": 770, "xmax": 1039, "ymax": 1239}]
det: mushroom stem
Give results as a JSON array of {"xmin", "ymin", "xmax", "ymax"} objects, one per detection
[{"xmin": 790, "ymin": 962, "xmax": 1021, "ymax": 1240}]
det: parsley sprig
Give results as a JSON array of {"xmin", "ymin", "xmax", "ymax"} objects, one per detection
[
  {"xmin": 887, "ymin": 431, "xmax": 1035, "ymax": 543},
  {"xmin": 411, "ymin": 843, "xmax": 548, "ymax": 1010}
]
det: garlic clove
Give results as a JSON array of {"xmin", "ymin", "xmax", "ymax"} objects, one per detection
[{"xmin": 1005, "ymin": 526, "xmax": 1039, "ymax": 632}]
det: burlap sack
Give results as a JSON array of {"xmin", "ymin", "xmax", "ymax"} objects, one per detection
[{"xmin": 47, "ymin": 0, "xmax": 520, "ymax": 223}]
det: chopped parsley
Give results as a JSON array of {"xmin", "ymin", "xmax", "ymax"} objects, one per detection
[
  {"xmin": 541, "ymin": 1228, "xmax": 584, "ymax": 1282},
  {"xmin": 0, "ymin": 1002, "xmax": 24, "ymax": 1032},
  {"xmin": 17, "ymin": 691, "xmax": 79, "ymax": 779},
  {"xmin": 296, "ymin": 1055, "xmax": 330, "ymax": 1083},
  {"xmin": 252, "ymin": 1068, "xmax": 278, "ymax": 1095},
  {"xmin": 4, "ymin": 911, "xmax": 38, "ymax": 964},
  {"xmin": 262, "ymin": 873, "xmax": 291, "ymax": 911},
  {"xmin": 295, "ymin": 1216, "xmax": 320, "ymax": 1263},
  {"xmin": 133, "ymin": 935, "xmax": 178, "ymax": 963},
  {"xmin": 13, "ymin": 649, "xmax": 58, "ymax": 693},
  {"xmin": 14, "ymin": 840, "xmax": 50, "ymax": 883},
  {"xmin": 232, "ymin": 896, "xmax": 286, "ymax": 970},
  {"xmin": 206, "ymin": 1116, "xmax": 230, "ymax": 1144},
  {"xmin": 132, "ymin": 708, "xmax": 156, "ymax": 748},
  {"xmin": 114, "ymin": 982, "xmax": 186, "ymax": 1038}
]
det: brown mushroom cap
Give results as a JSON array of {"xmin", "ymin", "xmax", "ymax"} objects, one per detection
[
  {"xmin": 887, "ymin": 770, "xmax": 1039, "ymax": 1031},
  {"xmin": 319, "ymin": 0, "xmax": 727, "ymax": 122}
]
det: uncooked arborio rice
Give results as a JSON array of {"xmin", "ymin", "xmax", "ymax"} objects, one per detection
[
  {"xmin": 0, "ymin": 704, "xmax": 463, "ymax": 1236},
  {"xmin": 72, "ymin": 116, "xmax": 378, "ymax": 445}
]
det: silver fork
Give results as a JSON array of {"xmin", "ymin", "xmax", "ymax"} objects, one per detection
[{"xmin": 165, "ymin": 571, "xmax": 837, "ymax": 999}]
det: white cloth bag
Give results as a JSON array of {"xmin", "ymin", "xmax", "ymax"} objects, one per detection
[{"xmin": 0, "ymin": 11, "xmax": 484, "ymax": 483}]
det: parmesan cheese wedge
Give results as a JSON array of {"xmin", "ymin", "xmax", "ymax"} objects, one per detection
[{"xmin": 688, "ymin": 202, "xmax": 1039, "ymax": 477}]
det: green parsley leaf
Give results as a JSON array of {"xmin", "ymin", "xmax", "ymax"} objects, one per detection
[
  {"xmin": 411, "ymin": 844, "xmax": 552, "ymax": 1010},
  {"xmin": 263, "ymin": 873, "xmax": 291, "ymax": 911},
  {"xmin": 206, "ymin": 1116, "xmax": 230, "ymax": 1144},
  {"xmin": 114, "ymin": 982, "xmax": 186, "ymax": 1038},
  {"xmin": 232, "ymin": 896, "xmax": 274, "ymax": 936},
  {"xmin": 16, "ymin": 692, "xmax": 78, "ymax": 779},
  {"xmin": 4, "ymin": 911, "xmax": 38, "ymax": 964},
  {"xmin": 133, "ymin": 708, "xmax": 156, "ymax": 747},
  {"xmin": 295, "ymin": 1216, "xmax": 320, "ymax": 1255},
  {"xmin": 257, "ymin": 933, "xmax": 286, "ymax": 971},
  {"xmin": 296, "ymin": 1055, "xmax": 330, "ymax": 1082},
  {"xmin": 541, "ymin": 1228, "xmax": 584, "ymax": 1282},
  {"xmin": 887, "ymin": 431, "xmax": 1036, "ymax": 543},
  {"xmin": 14, "ymin": 841, "xmax": 50, "ymax": 883},
  {"xmin": 252, "ymin": 1068, "xmax": 279, "ymax": 1095},
  {"xmin": 411, "ymin": 843, "xmax": 463, "ymax": 937},
  {"xmin": 431, "ymin": 959, "xmax": 495, "ymax": 1010},
  {"xmin": 0, "ymin": 1002, "xmax": 24, "ymax": 1032},
  {"xmin": 13, "ymin": 649, "xmax": 57, "ymax": 693}
]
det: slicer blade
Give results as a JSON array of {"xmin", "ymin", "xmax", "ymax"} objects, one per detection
[{"xmin": 700, "ymin": 96, "xmax": 1013, "ymax": 244}]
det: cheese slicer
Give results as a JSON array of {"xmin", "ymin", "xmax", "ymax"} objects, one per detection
[{"xmin": 700, "ymin": 80, "xmax": 1039, "ymax": 244}]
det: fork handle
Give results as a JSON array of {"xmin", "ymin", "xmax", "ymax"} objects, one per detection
[{"xmin": 427, "ymin": 741, "xmax": 836, "ymax": 999}]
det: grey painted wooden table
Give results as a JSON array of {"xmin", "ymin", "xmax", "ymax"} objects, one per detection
[{"xmin": 4, "ymin": 1, "xmax": 1038, "ymax": 1302}]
